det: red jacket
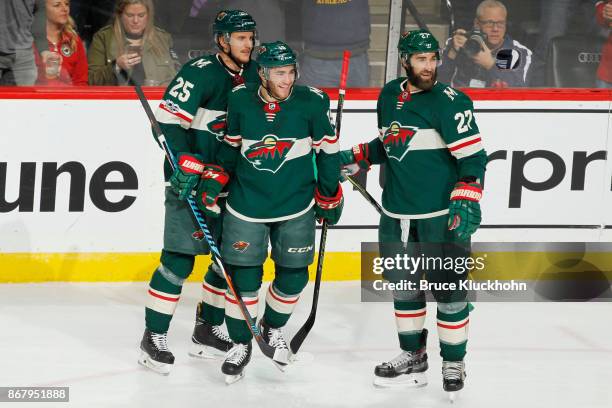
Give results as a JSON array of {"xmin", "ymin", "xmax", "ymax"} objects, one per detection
[
  {"xmin": 34, "ymin": 33, "xmax": 88, "ymax": 86},
  {"xmin": 595, "ymin": 1, "xmax": 612, "ymax": 83}
]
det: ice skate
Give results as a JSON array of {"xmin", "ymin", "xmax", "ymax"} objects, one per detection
[
  {"xmin": 258, "ymin": 318, "xmax": 289, "ymax": 372},
  {"xmin": 373, "ymin": 329, "xmax": 428, "ymax": 388},
  {"xmin": 189, "ymin": 312, "xmax": 232, "ymax": 359},
  {"xmin": 222, "ymin": 342, "xmax": 252, "ymax": 385},
  {"xmin": 138, "ymin": 329, "xmax": 175, "ymax": 375},
  {"xmin": 442, "ymin": 360, "xmax": 466, "ymax": 403}
]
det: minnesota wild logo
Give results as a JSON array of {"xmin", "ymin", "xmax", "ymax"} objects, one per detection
[
  {"xmin": 207, "ymin": 113, "xmax": 227, "ymax": 141},
  {"xmin": 382, "ymin": 121, "xmax": 417, "ymax": 162},
  {"xmin": 244, "ymin": 134, "xmax": 295, "ymax": 173}
]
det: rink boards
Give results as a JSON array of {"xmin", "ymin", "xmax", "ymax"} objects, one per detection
[{"xmin": 0, "ymin": 88, "xmax": 611, "ymax": 282}]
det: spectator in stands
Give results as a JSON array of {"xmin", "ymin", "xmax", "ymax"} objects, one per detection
[
  {"xmin": 88, "ymin": 0, "xmax": 179, "ymax": 86},
  {"xmin": 0, "ymin": 0, "xmax": 48, "ymax": 85},
  {"xmin": 71, "ymin": 0, "xmax": 116, "ymax": 47},
  {"xmin": 298, "ymin": 0, "xmax": 371, "ymax": 88},
  {"xmin": 438, "ymin": 0, "xmax": 532, "ymax": 88},
  {"xmin": 529, "ymin": 0, "xmax": 600, "ymax": 86},
  {"xmin": 595, "ymin": 0, "xmax": 612, "ymax": 88},
  {"xmin": 34, "ymin": 0, "xmax": 88, "ymax": 86},
  {"xmin": 224, "ymin": 0, "xmax": 286, "ymax": 43}
]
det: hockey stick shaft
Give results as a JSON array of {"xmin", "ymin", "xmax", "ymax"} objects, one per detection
[
  {"xmin": 405, "ymin": 0, "xmax": 430, "ymax": 32},
  {"xmin": 346, "ymin": 176, "xmax": 382, "ymax": 215},
  {"xmin": 133, "ymin": 84, "xmax": 288, "ymax": 365},
  {"xmin": 290, "ymin": 50, "xmax": 351, "ymax": 355}
]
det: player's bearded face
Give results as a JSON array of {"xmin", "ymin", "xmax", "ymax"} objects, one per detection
[
  {"xmin": 265, "ymin": 66, "xmax": 296, "ymax": 100},
  {"xmin": 406, "ymin": 52, "xmax": 438, "ymax": 91},
  {"xmin": 227, "ymin": 31, "xmax": 255, "ymax": 64}
]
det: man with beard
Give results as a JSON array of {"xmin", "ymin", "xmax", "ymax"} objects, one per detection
[
  {"xmin": 139, "ymin": 10, "xmax": 260, "ymax": 375},
  {"xmin": 339, "ymin": 30, "xmax": 487, "ymax": 397}
]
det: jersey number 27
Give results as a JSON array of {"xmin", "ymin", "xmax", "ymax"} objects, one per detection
[{"xmin": 454, "ymin": 110, "xmax": 474, "ymax": 134}]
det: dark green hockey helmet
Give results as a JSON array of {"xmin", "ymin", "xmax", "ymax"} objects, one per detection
[
  {"xmin": 398, "ymin": 29, "xmax": 440, "ymax": 62},
  {"xmin": 254, "ymin": 41, "xmax": 297, "ymax": 68},
  {"xmin": 213, "ymin": 10, "xmax": 257, "ymax": 35}
]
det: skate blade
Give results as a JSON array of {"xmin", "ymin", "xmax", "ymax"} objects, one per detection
[
  {"xmin": 188, "ymin": 343, "xmax": 226, "ymax": 360},
  {"xmin": 138, "ymin": 351, "xmax": 172, "ymax": 376},
  {"xmin": 373, "ymin": 372, "xmax": 428, "ymax": 388},
  {"xmin": 225, "ymin": 372, "xmax": 245, "ymax": 385}
]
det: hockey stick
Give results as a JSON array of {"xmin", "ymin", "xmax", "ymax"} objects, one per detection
[
  {"xmin": 345, "ymin": 175, "xmax": 383, "ymax": 215},
  {"xmin": 133, "ymin": 84, "xmax": 289, "ymax": 366},
  {"xmin": 445, "ymin": 0, "xmax": 456, "ymax": 34},
  {"xmin": 289, "ymin": 50, "xmax": 351, "ymax": 355},
  {"xmin": 404, "ymin": 0, "xmax": 430, "ymax": 32}
]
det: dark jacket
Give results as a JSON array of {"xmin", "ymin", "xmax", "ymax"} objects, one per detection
[{"xmin": 301, "ymin": 0, "xmax": 370, "ymax": 58}]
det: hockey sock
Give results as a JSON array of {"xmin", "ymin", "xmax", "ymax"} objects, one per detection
[
  {"xmin": 437, "ymin": 302, "xmax": 469, "ymax": 361},
  {"xmin": 224, "ymin": 264, "xmax": 263, "ymax": 344},
  {"xmin": 145, "ymin": 250, "xmax": 194, "ymax": 333},
  {"xmin": 263, "ymin": 265, "xmax": 309, "ymax": 328},
  {"xmin": 394, "ymin": 300, "xmax": 427, "ymax": 352},
  {"xmin": 198, "ymin": 262, "xmax": 228, "ymax": 326}
]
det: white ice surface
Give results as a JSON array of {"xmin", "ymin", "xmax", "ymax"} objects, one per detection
[{"xmin": 1, "ymin": 281, "xmax": 611, "ymax": 408}]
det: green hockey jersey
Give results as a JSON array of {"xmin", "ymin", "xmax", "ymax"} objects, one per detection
[
  {"xmin": 154, "ymin": 54, "xmax": 259, "ymax": 179},
  {"xmin": 365, "ymin": 79, "xmax": 487, "ymax": 219},
  {"xmin": 218, "ymin": 83, "xmax": 340, "ymax": 222}
]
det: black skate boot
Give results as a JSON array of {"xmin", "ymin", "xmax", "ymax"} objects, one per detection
[
  {"xmin": 189, "ymin": 305, "xmax": 232, "ymax": 359},
  {"xmin": 258, "ymin": 318, "xmax": 289, "ymax": 371},
  {"xmin": 442, "ymin": 360, "xmax": 466, "ymax": 402},
  {"xmin": 138, "ymin": 329, "xmax": 175, "ymax": 375},
  {"xmin": 373, "ymin": 329, "xmax": 429, "ymax": 387},
  {"xmin": 221, "ymin": 342, "xmax": 252, "ymax": 385}
]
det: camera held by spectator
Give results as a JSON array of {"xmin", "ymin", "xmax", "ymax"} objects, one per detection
[{"xmin": 459, "ymin": 29, "xmax": 489, "ymax": 59}]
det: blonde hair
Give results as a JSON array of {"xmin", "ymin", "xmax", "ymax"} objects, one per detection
[
  {"xmin": 475, "ymin": 0, "xmax": 507, "ymax": 19},
  {"xmin": 112, "ymin": 0, "xmax": 165, "ymax": 57},
  {"xmin": 61, "ymin": 16, "xmax": 79, "ymax": 53},
  {"xmin": 48, "ymin": 0, "xmax": 79, "ymax": 53}
]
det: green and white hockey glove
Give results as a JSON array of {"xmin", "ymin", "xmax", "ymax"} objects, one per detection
[
  {"xmin": 170, "ymin": 153, "xmax": 205, "ymax": 201},
  {"xmin": 448, "ymin": 180, "xmax": 483, "ymax": 240},
  {"xmin": 339, "ymin": 143, "xmax": 371, "ymax": 181},
  {"xmin": 314, "ymin": 184, "xmax": 344, "ymax": 225},
  {"xmin": 196, "ymin": 164, "xmax": 229, "ymax": 218}
]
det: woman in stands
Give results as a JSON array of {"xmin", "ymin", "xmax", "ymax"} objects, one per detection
[
  {"xmin": 88, "ymin": 0, "xmax": 179, "ymax": 86},
  {"xmin": 35, "ymin": 0, "xmax": 88, "ymax": 86}
]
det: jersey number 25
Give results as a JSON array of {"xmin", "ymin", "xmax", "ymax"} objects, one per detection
[{"xmin": 169, "ymin": 77, "xmax": 194, "ymax": 102}]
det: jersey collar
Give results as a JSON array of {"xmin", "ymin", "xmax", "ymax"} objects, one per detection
[
  {"xmin": 257, "ymin": 85, "xmax": 294, "ymax": 104},
  {"xmin": 215, "ymin": 53, "xmax": 244, "ymax": 78},
  {"xmin": 400, "ymin": 78, "xmax": 438, "ymax": 94}
]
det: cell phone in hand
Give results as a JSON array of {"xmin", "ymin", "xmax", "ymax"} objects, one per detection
[{"xmin": 127, "ymin": 44, "xmax": 143, "ymax": 55}]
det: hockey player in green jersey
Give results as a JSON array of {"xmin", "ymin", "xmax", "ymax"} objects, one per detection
[
  {"xmin": 138, "ymin": 10, "xmax": 261, "ymax": 375},
  {"xmin": 340, "ymin": 30, "xmax": 487, "ymax": 396},
  {"xmin": 200, "ymin": 41, "xmax": 343, "ymax": 384}
]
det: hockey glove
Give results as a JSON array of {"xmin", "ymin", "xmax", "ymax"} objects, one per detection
[
  {"xmin": 196, "ymin": 164, "xmax": 229, "ymax": 217},
  {"xmin": 314, "ymin": 184, "xmax": 344, "ymax": 225},
  {"xmin": 339, "ymin": 143, "xmax": 371, "ymax": 181},
  {"xmin": 170, "ymin": 153, "xmax": 205, "ymax": 201},
  {"xmin": 448, "ymin": 181, "xmax": 483, "ymax": 240}
]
